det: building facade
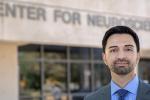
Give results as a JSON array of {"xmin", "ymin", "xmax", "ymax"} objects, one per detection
[{"xmin": 0, "ymin": 0, "xmax": 150, "ymax": 100}]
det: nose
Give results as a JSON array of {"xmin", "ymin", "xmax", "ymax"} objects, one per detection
[{"xmin": 117, "ymin": 50, "xmax": 126, "ymax": 59}]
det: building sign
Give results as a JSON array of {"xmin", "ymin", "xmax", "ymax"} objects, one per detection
[
  {"xmin": 0, "ymin": 0, "xmax": 150, "ymax": 48},
  {"xmin": 53, "ymin": 9, "xmax": 150, "ymax": 32},
  {"xmin": 0, "ymin": 1, "xmax": 46, "ymax": 21},
  {"xmin": 1, "ymin": 1, "xmax": 150, "ymax": 31}
]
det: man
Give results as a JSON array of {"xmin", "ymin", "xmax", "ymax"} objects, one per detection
[{"xmin": 84, "ymin": 26, "xmax": 150, "ymax": 100}]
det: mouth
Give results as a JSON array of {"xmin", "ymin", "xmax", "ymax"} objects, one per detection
[{"xmin": 114, "ymin": 62, "xmax": 129, "ymax": 67}]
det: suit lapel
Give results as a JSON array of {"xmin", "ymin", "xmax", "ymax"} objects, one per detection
[{"xmin": 136, "ymin": 80, "xmax": 143, "ymax": 100}]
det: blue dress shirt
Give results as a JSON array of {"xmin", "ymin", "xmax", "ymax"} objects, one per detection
[{"xmin": 111, "ymin": 75, "xmax": 139, "ymax": 100}]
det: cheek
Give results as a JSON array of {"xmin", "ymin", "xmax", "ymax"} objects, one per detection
[
  {"xmin": 106, "ymin": 56, "xmax": 115, "ymax": 64},
  {"xmin": 128, "ymin": 54, "xmax": 139, "ymax": 63},
  {"xmin": 128, "ymin": 53, "xmax": 137, "ymax": 58}
]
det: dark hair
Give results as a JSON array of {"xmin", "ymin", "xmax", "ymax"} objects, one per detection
[{"xmin": 102, "ymin": 26, "xmax": 140, "ymax": 53}]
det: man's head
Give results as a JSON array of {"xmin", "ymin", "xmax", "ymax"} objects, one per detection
[
  {"xmin": 102, "ymin": 26, "xmax": 140, "ymax": 53},
  {"xmin": 102, "ymin": 26, "xmax": 140, "ymax": 75}
]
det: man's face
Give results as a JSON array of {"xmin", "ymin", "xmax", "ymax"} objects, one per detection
[{"xmin": 102, "ymin": 34, "xmax": 140, "ymax": 75}]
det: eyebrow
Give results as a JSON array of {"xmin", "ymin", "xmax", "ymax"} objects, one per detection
[
  {"xmin": 108, "ymin": 45, "xmax": 134, "ymax": 49},
  {"xmin": 124, "ymin": 45, "xmax": 134, "ymax": 47},
  {"xmin": 108, "ymin": 46, "xmax": 118, "ymax": 49}
]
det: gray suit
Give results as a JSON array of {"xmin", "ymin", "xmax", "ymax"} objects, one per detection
[{"xmin": 84, "ymin": 80, "xmax": 150, "ymax": 100}]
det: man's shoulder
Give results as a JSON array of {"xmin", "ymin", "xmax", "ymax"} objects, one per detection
[
  {"xmin": 139, "ymin": 80, "xmax": 150, "ymax": 90},
  {"xmin": 137, "ymin": 80, "xmax": 150, "ymax": 100},
  {"xmin": 84, "ymin": 84, "xmax": 110, "ymax": 100}
]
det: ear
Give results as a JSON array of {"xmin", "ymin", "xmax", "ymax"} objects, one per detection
[{"xmin": 102, "ymin": 52, "xmax": 107, "ymax": 65}]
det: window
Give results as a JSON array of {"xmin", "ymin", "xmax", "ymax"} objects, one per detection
[
  {"xmin": 70, "ymin": 63, "xmax": 91, "ymax": 92},
  {"xmin": 94, "ymin": 64, "xmax": 111, "ymax": 90},
  {"xmin": 19, "ymin": 45, "xmax": 41, "ymax": 99},
  {"xmin": 70, "ymin": 47, "xmax": 90, "ymax": 60},
  {"xmin": 19, "ymin": 45, "xmax": 111, "ymax": 100},
  {"xmin": 44, "ymin": 63, "xmax": 67, "ymax": 100}
]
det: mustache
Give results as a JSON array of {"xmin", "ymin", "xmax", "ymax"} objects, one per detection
[{"xmin": 114, "ymin": 58, "xmax": 130, "ymax": 64}]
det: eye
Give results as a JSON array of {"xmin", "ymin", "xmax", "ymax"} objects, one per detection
[
  {"xmin": 110, "ymin": 49, "xmax": 117, "ymax": 53},
  {"xmin": 125, "ymin": 48, "xmax": 133, "ymax": 51}
]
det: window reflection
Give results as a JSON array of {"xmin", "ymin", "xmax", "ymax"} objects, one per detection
[
  {"xmin": 93, "ymin": 48, "xmax": 103, "ymax": 60},
  {"xmin": 44, "ymin": 46, "xmax": 67, "ymax": 60},
  {"xmin": 19, "ymin": 45, "xmax": 40, "ymax": 61},
  {"xmin": 70, "ymin": 47, "xmax": 90, "ymax": 60},
  {"xmin": 44, "ymin": 63, "xmax": 67, "ymax": 100},
  {"xmin": 19, "ymin": 61, "xmax": 41, "ymax": 98},
  {"xmin": 70, "ymin": 63, "xmax": 91, "ymax": 92},
  {"xmin": 19, "ymin": 52, "xmax": 40, "ymax": 61},
  {"xmin": 20, "ymin": 97, "xmax": 41, "ymax": 100},
  {"xmin": 19, "ymin": 45, "xmax": 112, "ymax": 100},
  {"xmin": 94, "ymin": 64, "xmax": 111, "ymax": 90}
]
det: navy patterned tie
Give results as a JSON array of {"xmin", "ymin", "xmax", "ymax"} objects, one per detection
[{"xmin": 116, "ymin": 89, "xmax": 129, "ymax": 100}]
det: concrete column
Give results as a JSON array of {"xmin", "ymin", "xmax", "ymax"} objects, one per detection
[{"xmin": 0, "ymin": 43, "xmax": 19, "ymax": 100}]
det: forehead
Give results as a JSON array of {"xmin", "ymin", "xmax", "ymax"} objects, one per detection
[{"xmin": 106, "ymin": 34, "xmax": 136, "ymax": 48}]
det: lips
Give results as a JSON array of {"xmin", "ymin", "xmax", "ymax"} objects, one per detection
[
  {"xmin": 114, "ymin": 61, "xmax": 129, "ymax": 66},
  {"xmin": 115, "ymin": 62, "xmax": 128, "ymax": 64}
]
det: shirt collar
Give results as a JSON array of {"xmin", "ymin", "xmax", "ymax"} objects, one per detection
[{"xmin": 111, "ymin": 75, "xmax": 139, "ymax": 95}]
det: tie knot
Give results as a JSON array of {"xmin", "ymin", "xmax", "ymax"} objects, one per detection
[{"xmin": 116, "ymin": 89, "xmax": 129, "ymax": 97}]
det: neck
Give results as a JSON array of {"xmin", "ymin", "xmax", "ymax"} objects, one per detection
[{"xmin": 111, "ymin": 71, "xmax": 136, "ymax": 88}]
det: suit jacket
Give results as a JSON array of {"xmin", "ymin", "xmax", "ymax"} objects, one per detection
[{"xmin": 84, "ymin": 80, "xmax": 150, "ymax": 100}]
